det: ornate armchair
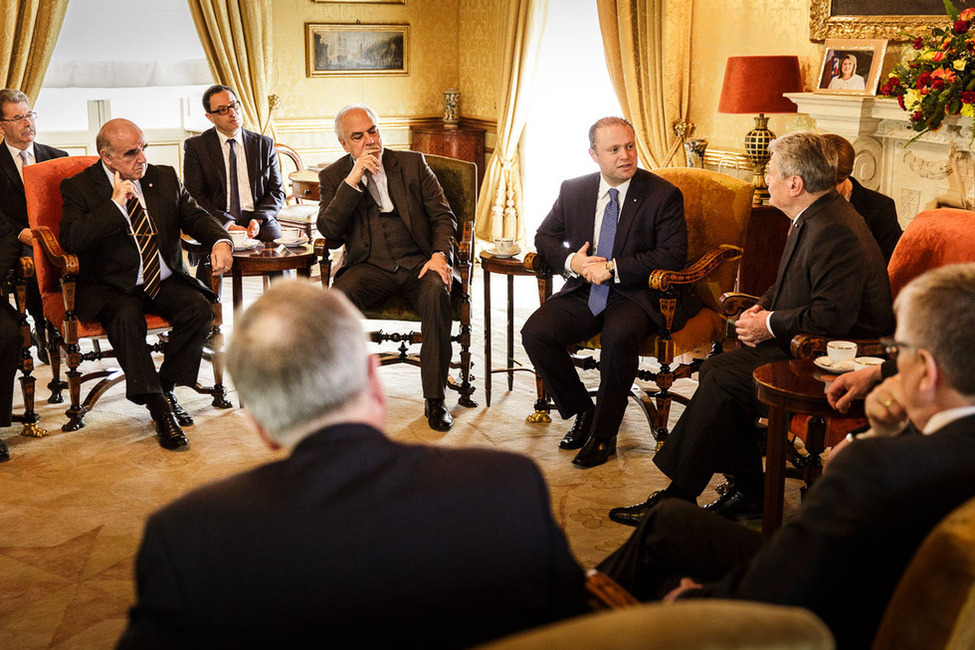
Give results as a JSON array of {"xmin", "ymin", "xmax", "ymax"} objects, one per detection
[
  {"xmin": 24, "ymin": 156, "xmax": 230, "ymax": 432},
  {"xmin": 2, "ymin": 254, "xmax": 43, "ymax": 439},
  {"xmin": 315, "ymin": 153, "xmax": 478, "ymax": 407},
  {"xmin": 524, "ymin": 168, "xmax": 754, "ymax": 442}
]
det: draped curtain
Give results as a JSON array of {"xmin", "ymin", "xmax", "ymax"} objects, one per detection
[
  {"xmin": 187, "ymin": 0, "xmax": 274, "ymax": 135},
  {"xmin": 0, "ymin": 0, "xmax": 70, "ymax": 103},
  {"xmin": 597, "ymin": 0, "xmax": 691, "ymax": 169},
  {"xmin": 474, "ymin": 0, "xmax": 548, "ymax": 246}
]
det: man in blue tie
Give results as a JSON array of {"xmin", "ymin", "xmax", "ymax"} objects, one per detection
[{"xmin": 522, "ymin": 117, "xmax": 690, "ymax": 468}]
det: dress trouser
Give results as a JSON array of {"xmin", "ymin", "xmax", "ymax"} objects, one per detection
[
  {"xmin": 333, "ymin": 262, "xmax": 452, "ymax": 399},
  {"xmin": 521, "ymin": 287, "xmax": 654, "ymax": 438},
  {"xmin": 597, "ymin": 498, "xmax": 763, "ymax": 601},
  {"xmin": 653, "ymin": 344, "xmax": 790, "ymax": 496},
  {"xmin": 0, "ymin": 305, "xmax": 19, "ymax": 426},
  {"xmin": 89, "ymin": 276, "xmax": 214, "ymax": 403}
]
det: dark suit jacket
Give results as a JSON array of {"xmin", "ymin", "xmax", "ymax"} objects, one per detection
[
  {"xmin": 849, "ymin": 177, "xmax": 901, "ymax": 264},
  {"xmin": 534, "ymin": 168, "xmax": 691, "ymax": 330},
  {"xmin": 182, "ymin": 127, "xmax": 284, "ymax": 226},
  {"xmin": 59, "ymin": 162, "xmax": 228, "ymax": 321},
  {"xmin": 760, "ymin": 190, "xmax": 895, "ymax": 350},
  {"xmin": 0, "ymin": 142, "xmax": 68, "ymax": 232},
  {"xmin": 0, "ymin": 217, "xmax": 22, "ymax": 426},
  {"xmin": 118, "ymin": 423, "xmax": 588, "ymax": 649},
  {"xmin": 317, "ymin": 149, "xmax": 458, "ymax": 270},
  {"xmin": 699, "ymin": 415, "xmax": 975, "ymax": 649}
]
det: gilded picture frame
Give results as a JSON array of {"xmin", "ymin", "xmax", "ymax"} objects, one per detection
[
  {"xmin": 814, "ymin": 38, "xmax": 888, "ymax": 96},
  {"xmin": 306, "ymin": 24, "xmax": 410, "ymax": 77},
  {"xmin": 810, "ymin": 0, "xmax": 975, "ymax": 41}
]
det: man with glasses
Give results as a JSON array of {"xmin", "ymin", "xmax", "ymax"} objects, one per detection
[
  {"xmin": 597, "ymin": 263, "xmax": 975, "ymax": 648},
  {"xmin": 183, "ymin": 85, "xmax": 285, "ymax": 269},
  {"xmin": 59, "ymin": 118, "xmax": 233, "ymax": 450},
  {"xmin": 0, "ymin": 89, "xmax": 67, "ymax": 363}
]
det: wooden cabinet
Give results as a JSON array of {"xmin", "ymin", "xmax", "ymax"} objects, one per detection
[{"xmin": 411, "ymin": 124, "xmax": 485, "ymax": 186}]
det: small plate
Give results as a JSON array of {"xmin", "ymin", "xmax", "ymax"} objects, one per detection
[
  {"xmin": 487, "ymin": 246, "xmax": 521, "ymax": 259},
  {"xmin": 233, "ymin": 238, "xmax": 260, "ymax": 251},
  {"xmin": 814, "ymin": 356, "xmax": 854, "ymax": 374},
  {"xmin": 274, "ymin": 235, "xmax": 308, "ymax": 247}
]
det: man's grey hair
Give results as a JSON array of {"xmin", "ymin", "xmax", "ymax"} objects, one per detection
[
  {"xmin": 334, "ymin": 104, "xmax": 380, "ymax": 141},
  {"xmin": 767, "ymin": 131, "xmax": 836, "ymax": 194},
  {"xmin": 588, "ymin": 116, "xmax": 634, "ymax": 150},
  {"xmin": 226, "ymin": 283, "xmax": 371, "ymax": 442},
  {"xmin": 0, "ymin": 89, "xmax": 29, "ymax": 112},
  {"xmin": 895, "ymin": 263, "xmax": 975, "ymax": 396}
]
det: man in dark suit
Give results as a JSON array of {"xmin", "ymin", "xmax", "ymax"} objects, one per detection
[
  {"xmin": 0, "ymin": 88, "xmax": 68, "ymax": 363},
  {"xmin": 183, "ymin": 84, "xmax": 285, "ymax": 256},
  {"xmin": 317, "ymin": 104, "xmax": 459, "ymax": 431},
  {"xmin": 521, "ymin": 116, "xmax": 689, "ymax": 469},
  {"xmin": 59, "ymin": 118, "xmax": 233, "ymax": 450},
  {"xmin": 610, "ymin": 131, "xmax": 895, "ymax": 523},
  {"xmin": 597, "ymin": 263, "xmax": 975, "ymax": 649},
  {"xmin": 0, "ymin": 215, "xmax": 25, "ymax": 461},
  {"xmin": 117, "ymin": 283, "xmax": 589, "ymax": 648}
]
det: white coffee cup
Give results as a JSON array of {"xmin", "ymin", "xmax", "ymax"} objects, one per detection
[
  {"xmin": 494, "ymin": 237, "xmax": 515, "ymax": 255},
  {"xmin": 229, "ymin": 231, "xmax": 249, "ymax": 247},
  {"xmin": 826, "ymin": 340, "xmax": 857, "ymax": 365},
  {"xmin": 280, "ymin": 227, "xmax": 302, "ymax": 243}
]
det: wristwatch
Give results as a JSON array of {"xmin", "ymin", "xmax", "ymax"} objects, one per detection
[{"xmin": 606, "ymin": 259, "xmax": 616, "ymax": 279}]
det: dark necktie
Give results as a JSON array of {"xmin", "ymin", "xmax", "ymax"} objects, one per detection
[
  {"xmin": 127, "ymin": 196, "xmax": 161, "ymax": 299},
  {"xmin": 228, "ymin": 139, "xmax": 241, "ymax": 221},
  {"xmin": 588, "ymin": 187, "xmax": 620, "ymax": 316},
  {"xmin": 365, "ymin": 172, "xmax": 385, "ymax": 210}
]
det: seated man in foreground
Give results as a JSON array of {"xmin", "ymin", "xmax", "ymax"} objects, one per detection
[
  {"xmin": 117, "ymin": 283, "xmax": 588, "ymax": 648},
  {"xmin": 597, "ymin": 263, "xmax": 975, "ymax": 649},
  {"xmin": 610, "ymin": 131, "xmax": 895, "ymax": 524}
]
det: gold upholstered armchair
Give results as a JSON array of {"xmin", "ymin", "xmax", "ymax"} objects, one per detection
[
  {"xmin": 315, "ymin": 153, "xmax": 478, "ymax": 407},
  {"xmin": 524, "ymin": 168, "xmax": 754, "ymax": 443}
]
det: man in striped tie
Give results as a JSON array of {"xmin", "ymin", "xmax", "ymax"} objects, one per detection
[
  {"xmin": 522, "ymin": 117, "xmax": 690, "ymax": 468},
  {"xmin": 60, "ymin": 119, "xmax": 234, "ymax": 450}
]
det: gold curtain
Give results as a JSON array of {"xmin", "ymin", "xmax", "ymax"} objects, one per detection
[
  {"xmin": 597, "ymin": 0, "xmax": 691, "ymax": 169},
  {"xmin": 474, "ymin": 0, "xmax": 549, "ymax": 246},
  {"xmin": 0, "ymin": 0, "xmax": 70, "ymax": 102},
  {"xmin": 187, "ymin": 0, "xmax": 274, "ymax": 135}
]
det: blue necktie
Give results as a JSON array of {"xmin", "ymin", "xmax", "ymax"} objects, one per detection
[
  {"xmin": 228, "ymin": 139, "xmax": 241, "ymax": 221},
  {"xmin": 588, "ymin": 187, "xmax": 619, "ymax": 316}
]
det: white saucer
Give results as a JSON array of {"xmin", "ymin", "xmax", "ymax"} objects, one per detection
[
  {"xmin": 274, "ymin": 236, "xmax": 308, "ymax": 247},
  {"xmin": 814, "ymin": 356, "xmax": 854, "ymax": 374},
  {"xmin": 487, "ymin": 246, "xmax": 521, "ymax": 259},
  {"xmin": 233, "ymin": 238, "xmax": 260, "ymax": 251}
]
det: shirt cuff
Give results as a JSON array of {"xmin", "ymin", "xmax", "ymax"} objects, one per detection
[
  {"xmin": 563, "ymin": 252, "xmax": 576, "ymax": 277},
  {"xmin": 764, "ymin": 311, "xmax": 775, "ymax": 338}
]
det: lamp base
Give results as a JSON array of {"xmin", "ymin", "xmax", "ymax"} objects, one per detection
[{"xmin": 745, "ymin": 114, "xmax": 774, "ymax": 206}]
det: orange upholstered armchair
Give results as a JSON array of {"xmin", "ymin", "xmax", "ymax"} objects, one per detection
[
  {"xmin": 24, "ymin": 157, "xmax": 230, "ymax": 432},
  {"xmin": 525, "ymin": 168, "xmax": 754, "ymax": 443}
]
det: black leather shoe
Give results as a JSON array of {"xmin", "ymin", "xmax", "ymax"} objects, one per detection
[
  {"xmin": 153, "ymin": 413, "xmax": 189, "ymax": 450},
  {"xmin": 559, "ymin": 407, "xmax": 594, "ymax": 450},
  {"xmin": 424, "ymin": 398, "xmax": 453, "ymax": 432},
  {"xmin": 32, "ymin": 329, "xmax": 49, "ymax": 365},
  {"xmin": 702, "ymin": 487, "xmax": 763, "ymax": 521},
  {"xmin": 572, "ymin": 435, "xmax": 616, "ymax": 468},
  {"xmin": 608, "ymin": 490, "xmax": 669, "ymax": 526},
  {"xmin": 165, "ymin": 391, "xmax": 194, "ymax": 427}
]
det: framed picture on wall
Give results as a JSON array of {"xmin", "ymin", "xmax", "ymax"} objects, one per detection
[
  {"xmin": 306, "ymin": 24, "xmax": 410, "ymax": 77},
  {"xmin": 815, "ymin": 38, "xmax": 887, "ymax": 95}
]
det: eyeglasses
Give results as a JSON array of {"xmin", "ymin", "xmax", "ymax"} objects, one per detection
[
  {"xmin": 881, "ymin": 337, "xmax": 915, "ymax": 360},
  {"xmin": 208, "ymin": 101, "xmax": 242, "ymax": 116},
  {"xmin": 0, "ymin": 111, "xmax": 37, "ymax": 123}
]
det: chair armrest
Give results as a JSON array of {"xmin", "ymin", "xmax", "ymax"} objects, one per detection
[
  {"xmin": 32, "ymin": 227, "xmax": 80, "ymax": 276},
  {"xmin": 719, "ymin": 292, "xmax": 760, "ymax": 317},
  {"xmin": 584, "ymin": 570, "xmax": 640, "ymax": 611},
  {"xmin": 523, "ymin": 251, "xmax": 554, "ymax": 276},
  {"xmin": 456, "ymin": 221, "xmax": 472, "ymax": 266},
  {"xmin": 649, "ymin": 244, "xmax": 741, "ymax": 292},
  {"xmin": 790, "ymin": 333, "xmax": 886, "ymax": 360}
]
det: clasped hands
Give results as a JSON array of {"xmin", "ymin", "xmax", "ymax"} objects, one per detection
[
  {"xmin": 571, "ymin": 242, "xmax": 612, "ymax": 285},
  {"xmin": 734, "ymin": 304, "xmax": 773, "ymax": 348}
]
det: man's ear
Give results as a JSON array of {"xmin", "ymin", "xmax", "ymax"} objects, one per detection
[{"xmin": 916, "ymin": 349, "xmax": 941, "ymax": 397}]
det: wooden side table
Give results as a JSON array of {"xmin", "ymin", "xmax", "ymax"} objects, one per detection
[
  {"xmin": 231, "ymin": 243, "xmax": 322, "ymax": 310},
  {"xmin": 753, "ymin": 359, "xmax": 864, "ymax": 536},
  {"xmin": 411, "ymin": 125, "xmax": 486, "ymax": 186},
  {"xmin": 289, "ymin": 170, "xmax": 321, "ymax": 203},
  {"xmin": 479, "ymin": 250, "xmax": 552, "ymax": 420}
]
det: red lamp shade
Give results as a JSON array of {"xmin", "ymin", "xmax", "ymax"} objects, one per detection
[{"xmin": 718, "ymin": 55, "xmax": 802, "ymax": 115}]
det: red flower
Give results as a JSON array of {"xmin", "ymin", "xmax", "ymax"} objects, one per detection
[
  {"xmin": 898, "ymin": 94, "xmax": 907, "ymax": 110},
  {"xmin": 963, "ymin": 91, "xmax": 975, "ymax": 104},
  {"xmin": 912, "ymin": 111, "xmax": 924, "ymax": 122},
  {"xmin": 914, "ymin": 36, "xmax": 925, "ymax": 49},
  {"xmin": 933, "ymin": 51, "xmax": 947, "ymax": 62},
  {"xmin": 917, "ymin": 71, "xmax": 933, "ymax": 88},
  {"xmin": 932, "ymin": 78, "xmax": 946, "ymax": 91},
  {"xmin": 954, "ymin": 19, "xmax": 970, "ymax": 34}
]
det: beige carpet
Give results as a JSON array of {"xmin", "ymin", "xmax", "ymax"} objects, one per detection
[{"xmin": 0, "ymin": 269, "xmax": 801, "ymax": 649}]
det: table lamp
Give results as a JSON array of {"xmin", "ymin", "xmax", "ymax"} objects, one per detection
[{"xmin": 717, "ymin": 55, "xmax": 801, "ymax": 205}]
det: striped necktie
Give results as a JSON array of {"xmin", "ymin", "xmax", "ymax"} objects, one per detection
[
  {"xmin": 588, "ymin": 187, "xmax": 620, "ymax": 316},
  {"xmin": 127, "ymin": 196, "xmax": 161, "ymax": 298}
]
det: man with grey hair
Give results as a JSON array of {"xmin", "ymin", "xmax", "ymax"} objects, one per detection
[
  {"xmin": 0, "ymin": 89, "xmax": 67, "ymax": 363},
  {"xmin": 117, "ymin": 282, "xmax": 588, "ymax": 648},
  {"xmin": 317, "ymin": 104, "xmax": 459, "ymax": 431},
  {"xmin": 610, "ymin": 131, "xmax": 895, "ymax": 524},
  {"xmin": 597, "ymin": 263, "xmax": 975, "ymax": 648}
]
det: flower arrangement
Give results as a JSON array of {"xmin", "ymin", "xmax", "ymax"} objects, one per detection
[{"xmin": 880, "ymin": 0, "xmax": 975, "ymax": 142}]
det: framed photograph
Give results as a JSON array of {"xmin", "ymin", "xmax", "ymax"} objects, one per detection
[
  {"xmin": 810, "ymin": 0, "xmax": 975, "ymax": 41},
  {"xmin": 306, "ymin": 24, "xmax": 409, "ymax": 77},
  {"xmin": 815, "ymin": 39, "xmax": 887, "ymax": 95}
]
